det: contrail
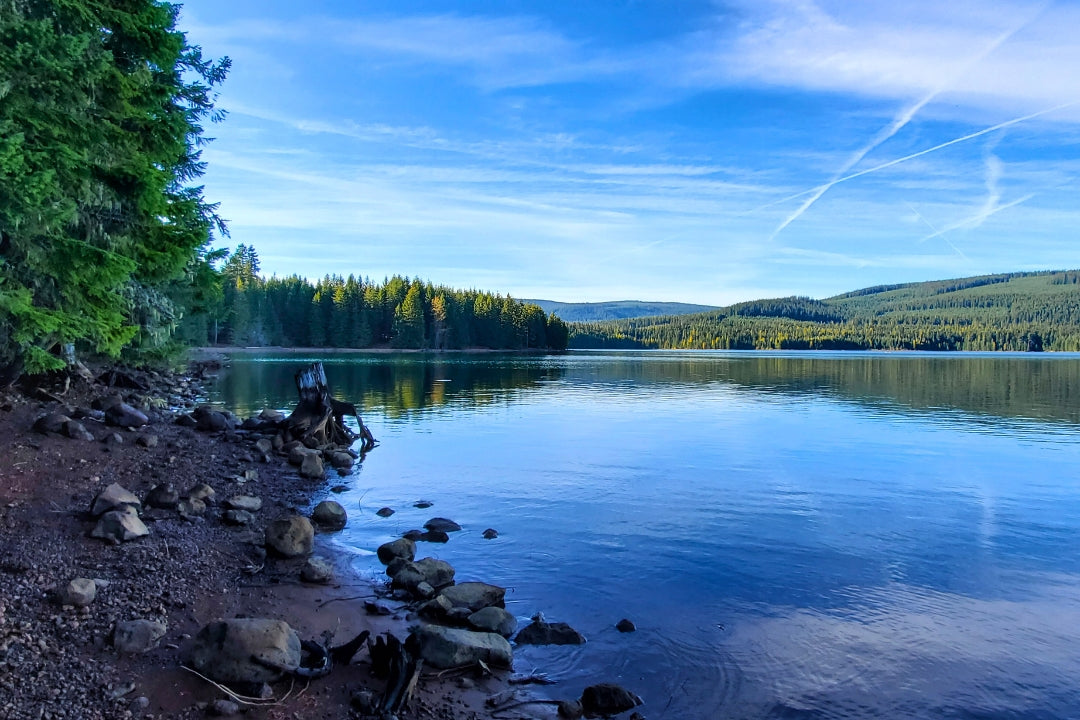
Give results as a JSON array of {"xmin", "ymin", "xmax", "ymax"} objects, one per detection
[
  {"xmin": 754, "ymin": 101, "xmax": 1076, "ymax": 213},
  {"xmin": 917, "ymin": 193, "xmax": 1035, "ymax": 244},
  {"xmin": 768, "ymin": 3, "xmax": 1050, "ymax": 241},
  {"xmin": 905, "ymin": 201, "xmax": 971, "ymax": 261}
]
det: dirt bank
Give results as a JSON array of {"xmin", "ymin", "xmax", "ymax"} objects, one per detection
[{"xmin": 0, "ymin": 361, "xmax": 527, "ymax": 720}]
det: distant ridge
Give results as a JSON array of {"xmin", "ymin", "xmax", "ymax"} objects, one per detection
[
  {"xmin": 523, "ymin": 299, "xmax": 718, "ymax": 322},
  {"xmin": 568, "ymin": 270, "xmax": 1080, "ymax": 352}
]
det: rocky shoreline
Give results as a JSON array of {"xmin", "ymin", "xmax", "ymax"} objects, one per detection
[{"xmin": 0, "ymin": 358, "xmax": 643, "ymax": 720}]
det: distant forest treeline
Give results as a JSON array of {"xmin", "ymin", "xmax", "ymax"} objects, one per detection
[
  {"xmin": 180, "ymin": 245, "xmax": 569, "ymax": 351},
  {"xmin": 570, "ymin": 271, "xmax": 1080, "ymax": 352}
]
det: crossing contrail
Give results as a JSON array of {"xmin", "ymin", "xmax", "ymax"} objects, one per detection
[
  {"xmin": 768, "ymin": 3, "xmax": 1051, "ymax": 240},
  {"xmin": 754, "ymin": 100, "xmax": 1076, "ymax": 215}
]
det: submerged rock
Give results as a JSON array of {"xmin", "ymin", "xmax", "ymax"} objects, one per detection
[
  {"xmin": 580, "ymin": 684, "xmax": 642, "ymax": 718},
  {"xmin": 616, "ymin": 618, "xmax": 637, "ymax": 633},
  {"xmin": 375, "ymin": 507, "xmax": 395, "ymax": 518},
  {"xmin": 424, "ymin": 517, "xmax": 462, "ymax": 533},
  {"xmin": 482, "ymin": 528, "xmax": 499, "ymax": 540},
  {"xmin": 515, "ymin": 617, "xmax": 586, "ymax": 646}
]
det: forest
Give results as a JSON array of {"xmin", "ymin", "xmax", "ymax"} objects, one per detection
[
  {"xmin": 178, "ymin": 245, "xmax": 570, "ymax": 351},
  {"xmin": 570, "ymin": 271, "xmax": 1080, "ymax": 352}
]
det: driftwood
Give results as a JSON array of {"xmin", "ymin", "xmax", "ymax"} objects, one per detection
[
  {"xmin": 284, "ymin": 363, "xmax": 376, "ymax": 451},
  {"xmin": 368, "ymin": 633, "xmax": 422, "ymax": 714}
]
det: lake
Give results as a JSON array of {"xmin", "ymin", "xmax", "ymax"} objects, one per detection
[{"xmin": 212, "ymin": 351, "xmax": 1080, "ymax": 719}]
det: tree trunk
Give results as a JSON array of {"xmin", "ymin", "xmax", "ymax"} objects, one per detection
[{"xmin": 284, "ymin": 362, "xmax": 376, "ymax": 450}]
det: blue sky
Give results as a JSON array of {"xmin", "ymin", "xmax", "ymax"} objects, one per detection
[{"xmin": 178, "ymin": 0, "xmax": 1080, "ymax": 305}]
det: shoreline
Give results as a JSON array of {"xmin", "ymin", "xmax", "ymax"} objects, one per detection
[{"xmin": 0, "ymin": 361, "xmax": 517, "ymax": 719}]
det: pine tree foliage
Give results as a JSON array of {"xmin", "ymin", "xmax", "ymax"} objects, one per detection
[
  {"xmin": 0, "ymin": 0, "xmax": 228, "ymax": 378},
  {"xmin": 195, "ymin": 245, "xmax": 569, "ymax": 351}
]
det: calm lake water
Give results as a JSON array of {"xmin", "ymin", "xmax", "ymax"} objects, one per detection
[{"xmin": 213, "ymin": 351, "xmax": 1080, "ymax": 719}]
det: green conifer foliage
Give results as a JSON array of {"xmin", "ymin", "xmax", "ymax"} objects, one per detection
[{"xmin": 0, "ymin": 0, "xmax": 228, "ymax": 378}]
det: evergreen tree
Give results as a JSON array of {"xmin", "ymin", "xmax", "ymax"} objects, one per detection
[
  {"xmin": 0, "ymin": 0, "xmax": 228, "ymax": 378},
  {"xmin": 392, "ymin": 283, "xmax": 425, "ymax": 348}
]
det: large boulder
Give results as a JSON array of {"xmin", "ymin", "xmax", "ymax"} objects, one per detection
[
  {"xmin": 265, "ymin": 516, "xmax": 314, "ymax": 557},
  {"xmin": 389, "ymin": 558, "xmax": 455, "ymax": 593},
  {"xmin": 580, "ymin": 684, "xmax": 643, "ymax": 718},
  {"xmin": 409, "ymin": 625, "xmax": 513, "ymax": 670},
  {"xmin": 113, "ymin": 619, "xmax": 167, "ymax": 653},
  {"xmin": 105, "ymin": 403, "xmax": 149, "ymax": 428},
  {"xmin": 188, "ymin": 619, "xmax": 301, "ymax": 684},
  {"xmin": 437, "ymin": 582, "xmax": 505, "ymax": 613},
  {"xmin": 311, "ymin": 500, "xmax": 346, "ymax": 529},
  {"xmin": 90, "ymin": 483, "xmax": 142, "ymax": 517},
  {"xmin": 91, "ymin": 506, "xmax": 149, "ymax": 544},
  {"xmin": 377, "ymin": 538, "xmax": 415, "ymax": 565},
  {"xmin": 467, "ymin": 607, "xmax": 517, "ymax": 638},
  {"xmin": 515, "ymin": 617, "xmax": 586, "ymax": 646}
]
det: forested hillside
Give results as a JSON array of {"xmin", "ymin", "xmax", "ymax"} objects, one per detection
[
  {"xmin": 180, "ymin": 245, "xmax": 569, "ymax": 351},
  {"xmin": 522, "ymin": 299, "xmax": 717, "ymax": 322},
  {"xmin": 570, "ymin": 271, "xmax": 1080, "ymax": 351}
]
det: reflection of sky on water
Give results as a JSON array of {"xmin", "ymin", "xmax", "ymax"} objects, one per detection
[{"xmin": 213, "ymin": 351, "xmax": 1080, "ymax": 719}]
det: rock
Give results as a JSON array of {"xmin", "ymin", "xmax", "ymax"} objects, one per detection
[
  {"xmin": 390, "ymin": 558, "xmax": 455, "ymax": 594},
  {"xmin": 265, "ymin": 516, "xmax": 314, "ymax": 557},
  {"xmin": 419, "ymin": 595, "xmax": 454, "ymax": 620},
  {"xmin": 259, "ymin": 408, "xmax": 284, "ymax": 423},
  {"xmin": 311, "ymin": 500, "xmax": 346, "ymax": 529},
  {"xmin": 225, "ymin": 495, "xmax": 262, "ymax": 512},
  {"xmin": 424, "ymin": 517, "xmax": 462, "ymax": 533},
  {"xmin": 129, "ymin": 697, "xmax": 150, "ymax": 713},
  {"xmin": 402, "ymin": 529, "xmax": 424, "ymax": 541},
  {"xmin": 377, "ymin": 538, "xmax": 416, "ymax": 565},
  {"xmin": 350, "ymin": 689, "xmax": 378, "ymax": 715},
  {"xmin": 177, "ymin": 497, "xmax": 206, "ymax": 517},
  {"xmin": 558, "ymin": 700, "xmax": 584, "ymax": 719},
  {"xmin": 208, "ymin": 699, "xmax": 241, "ymax": 716},
  {"xmin": 418, "ymin": 530, "xmax": 449, "ymax": 543},
  {"xmin": 580, "ymin": 684, "xmax": 642, "ymax": 718},
  {"xmin": 482, "ymin": 528, "xmax": 499, "ymax": 539},
  {"xmin": 271, "ymin": 434, "xmax": 285, "ymax": 452},
  {"xmin": 188, "ymin": 618, "xmax": 302, "ymax": 684},
  {"xmin": 92, "ymin": 393, "xmax": 124, "ymax": 411},
  {"xmin": 415, "ymin": 581, "xmax": 435, "ymax": 598},
  {"xmin": 195, "ymin": 410, "xmax": 229, "ymax": 432},
  {"xmin": 288, "ymin": 445, "xmax": 315, "ymax": 466},
  {"xmin": 60, "ymin": 578, "xmax": 97, "ymax": 607},
  {"xmin": 112, "ymin": 619, "xmax": 167, "ymax": 653},
  {"xmin": 187, "ymin": 483, "xmax": 216, "ymax": 503},
  {"xmin": 105, "ymin": 402, "xmax": 149, "ymax": 428},
  {"xmin": 145, "ymin": 483, "xmax": 179, "ymax": 509},
  {"xmin": 467, "ymin": 607, "xmax": 518, "ymax": 638},
  {"xmin": 515, "ymin": 618, "xmax": 586, "ymax": 646},
  {"xmin": 33, "ymin": 412, "xmax": 72, "ymax": 434},
  {"xmin": 330, "ymin": 484, "xmax": 348, "ymax": 493},
  {"xmin": 300, "ymin": 452, "xmax": 324, "ymax": 479},
  {"xmin": 64, "ymin": 420, "xmax": 96, "ymax": 441},
  {"xmin": 328, "ymin": 451, "xmax": 354, "ymax": 469},
  {"xmin": 300, "ymin": 556, "xmax": 334, "ymax": 584},
  {"xmin": 364, "ymin": 600, "xmax": 393, "ymax": 616},
  {"xmin": 136, "ymin": 434, "xmax": 159, "ymax": 448},
  {"xmin": 616, "ymin": 618, "xmax": 636, "ymax": 633},
  {"xmin": 102, "ymin": 431, "xmax": 124, "ymax": 445},
  {"xmin": 414, "ymin": 500, "xmax": 433, "ymax": 509},
  {"xmin": 223, "ymin": 509, "xmax": 255, "ymax": 526},
  {"xmin": 91, "ymin": 506, "xmax": 149, "ymax": 543},
  {"xmin": 410, "ymin": 625, "xmax": 513, "ymax": 670},
  {"xmin": 255, "ymin": 438, "xmax": 273, "ymax": 455},
  {"xmin": 90, "ymin": 482, "xmax": 142, "ymax": 517},
  {"xmin": 375, "ymin": 507, "xmax": 395, "ymax": 518},
  {"xmin": 175, "ymin": 413, "xmax": 198, "ymax": 428},
  {"xmin": 437, "ymin": 582, "xmax": 506, "ymax": 612}
]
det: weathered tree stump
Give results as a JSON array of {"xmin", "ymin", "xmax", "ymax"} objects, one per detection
[{"xmin": 284, "ymin": 363, "xmax": 376, "ymax": 451}]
